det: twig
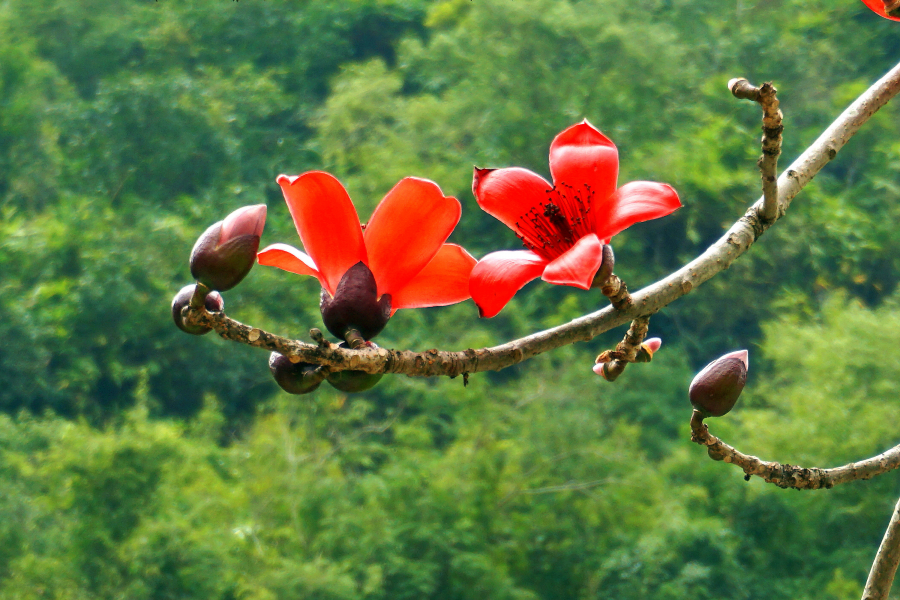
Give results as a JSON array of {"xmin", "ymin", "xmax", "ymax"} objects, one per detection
[
  {"xmin": 689, "ymin": 410, "xmax": 900, "ymax": 490},
  {"xmin": 594, "ymin": 316, "xmax": 650, "ymax": 381},
  {"xmin": 862, "ymin": 494, "xmax": 900, "ymax": 600},
  {"xmin": 182, "ymin": 60, "xmax": 900, "ymax": 378},
  {"xmin": 729, "ymin": 78, "xmax": 783, "ymax": 222}
]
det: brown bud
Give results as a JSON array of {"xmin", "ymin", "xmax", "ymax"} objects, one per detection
[
  {"xmin": 689, "ymin": 350, "xmax": 748, "ymax": 417},
  {"xmin": 190, "ymin": 204, "xmax": 266, "ymax": 291},
  {"xmin": 325, "ymin": 342, "xmax": 384, "ymax": 393},
  {"xmin": 268, "ymin": 352, "xmax": 322, "ymax": 395},
  {"xmin": 171, "ymin": 284, "xmax": 223, "ymax": 335}
]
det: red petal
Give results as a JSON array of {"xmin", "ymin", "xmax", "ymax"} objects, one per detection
[
  {"xmin": 860, "ymin": 0, "xmax": 900, "ymax": 20},
  {"xmin": 595, "ymin": 181, "xmax": 682, "ymax": 241},
  {"xmin": 541, "ymin": 233, "xmax": 604, "ymax": 289},
  {"xmin": 472, "ymin": 167, "xmax": 552, "ymax": 244},
  {"xmin": 257, "ymin": 243, "xmax": 323, "ymax": 283},
  {"xmin": 277, "ymin": 172, "xmax": 365, "ymax": 295},
  {"xmin": 391, "ymin": 244, "xmax": 477, "ymax": 309},
  {"xmin": 549, "ymin": 120, "xmax": 619, "ymax": 200},
  {"xmin": 364, "ymin": 177, "xmax": 461, "ymax": 297},
  {"xmin": 469, "ymin": 250, "xmax": 547, "ymax": 318}
]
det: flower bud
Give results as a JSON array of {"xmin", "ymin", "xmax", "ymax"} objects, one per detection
[
  {"xmin": 689, "ymin": 350, "xmax": 748, "ymax": 417},
  {"xmin": 269, "ymin": 352, "xmax": 323, "ymax": 395},
  {"xmin": 325, "ymin": 342, "xmax": 383, "ymax": 393},
  {"xmin": 190, "ymin": 204, "xmax": 266, "ymax": 291},
  {"xmin": 592, "ymin": 362, "xmax": 611, "ymax": 379},
  {"xmin": 171, "ymin": 284, "xmax": 224, "ymax": 335},
  {"xmin": 633, "ymin": 337, "xmax": 662, "ymax": 363},
  {"xmin": 320, "ymin": 262, "xmax": 392, "ymax": 341}
]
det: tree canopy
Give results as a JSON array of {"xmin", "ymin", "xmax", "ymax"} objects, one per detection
[{"xmin": 0, "ymin": 0, "xmax": 898, "ymax": 597}]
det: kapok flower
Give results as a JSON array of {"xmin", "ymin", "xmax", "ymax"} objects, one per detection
[
  {"xmin": 860, "ymin": 0, "xmax": 900, "ymax": 20},
  {"xmin": 257, "ymin": 172, "xmax": 476, "ymax": 340},
  {"xmin": 469, "ymin": 120, "xmax": 682, "ymax": 318}
]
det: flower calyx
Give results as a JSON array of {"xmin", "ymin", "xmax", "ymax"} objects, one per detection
[
  {"xmin": 190, "ymin": 204, "xmax": 267, "ymax": 291},
  {"xmin": 320, "ymin": 262, "xmax": 392, "ymax": 341}
]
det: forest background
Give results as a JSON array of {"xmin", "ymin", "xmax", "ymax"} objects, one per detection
[{"xmin": 1, "ymin": 0, "xmax": 899, "ymax": 598}]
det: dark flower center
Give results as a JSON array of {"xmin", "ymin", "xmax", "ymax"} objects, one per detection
[{"xmin": 514, "ymin": 183, "xmax": 596, "ymax": 260}]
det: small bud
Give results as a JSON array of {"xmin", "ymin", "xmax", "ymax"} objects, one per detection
[
  {"xmin": 190, "ymin": 204, "xmax": 267, "ymax": 291},
  {"xmin": 592, "ymin": 362, "xmax": 612, "ymax": 380},
  {"xmin": 320, "ymin": 262, "xmax": 392, "ymax": 341},
  {"xmin": 689, "ymin": 350, "xmax": 749, "ymax": 417},
  {"xmin": 633, "ymin": 337, "xmax": 662, "ymax": 363},
  {"xmin": 269, "ymin": 352, "xmax": 322, "ymax": 395},
  {"xmin": 171, "ymin": 284, "xmax": 224, "ymax": 335},
  {"xmin": 325, "ymin": 342, "xmax": 383, "ymax": 393}
]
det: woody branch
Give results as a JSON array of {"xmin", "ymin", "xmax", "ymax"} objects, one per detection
[
  {"xmin": 183, "ymin": 60, "xmax": 900, "ymax": 378},
  {"xmin": 689, "ymin": 410, "xmax": 900, "ymax": 490},
  {"xmin": 729, "ymin": 78, "xmax": 783, "ymax": 222}
]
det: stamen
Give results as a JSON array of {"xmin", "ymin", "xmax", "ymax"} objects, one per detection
[{"xmin": 514, "ymin": 184, "xmax": 596, "ymax": 260}]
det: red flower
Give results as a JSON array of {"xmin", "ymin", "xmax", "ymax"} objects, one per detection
[
  {"xmin": 257, "ymin": 171, "xmax": 476, "ymax": 339},
  {"xmin": 860, "ymin": 0, "xmax": 900, "ymax": 20},
  {"xmin": 469, "ymin": 120, "xmax": 682, "ymax": 318}
]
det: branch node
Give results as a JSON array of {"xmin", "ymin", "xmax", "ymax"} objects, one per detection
[
  {"xmin": 600, "ymin": 274, "xmax": 632, "ymax": 310},
  {"xmin": 595, "ymin": 316, "xmax": 650, "ymax": 382},
  {"xmin": 729, "ymin": 77, "xmax": 783, "ymax": 223},
  {"xmin": 189, "ymin": 283, "xmax": 211, "ymax": 309}
]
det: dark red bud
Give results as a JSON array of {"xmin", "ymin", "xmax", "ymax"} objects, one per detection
[
  {"xmin": 320, "ymin": 262, "xmax": 392, "ymax": 341},
  {"xmin": 689, "ymin": 350, "xmax": 748, "ymax": 417},
  {"xmin": 268, "ymin": 352, "xmax": 323, "ymax": 395},
  {"xmin": 325, "ymin": 342, "xmax": 383, "ymax": 393},
  {"xmin": 189, "ymin": 204, "xmax": 267, "ymax": 291},
  {"xmin": 171, "ymin": 284, "xmax": 224, "ymax": 335}
]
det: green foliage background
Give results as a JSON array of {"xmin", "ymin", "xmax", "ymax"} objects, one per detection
[{"xmin": 0, "ymin": 0, "xmax": 899, "ymax": 597}]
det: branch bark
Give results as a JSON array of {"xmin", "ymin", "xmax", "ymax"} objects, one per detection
[
  {"xmin": 689, "ymin": 410, "xmax": 900, "ymax": 490},
  {"xmin": 729, "ymin": 78, "xmax": 783, "ymax": 222},
  {"xmin": 863, "ymin": 495, "xmax": 900, "ymax": 600},
  {"xmin": 183, "ymin": 60, "xmax": 900, "ymax": 378}
]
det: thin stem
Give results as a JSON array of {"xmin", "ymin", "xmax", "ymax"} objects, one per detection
[
  {"xmin": 595, "ymin": 316, "xmax": 651, "ymax": 381},
  {"xmin": 863, "ymin": 495, "xmax": 900, "ymax": 600},
  {"xmin": 689, "ymin": 410, "xmax": 900, "ymax": 490}
]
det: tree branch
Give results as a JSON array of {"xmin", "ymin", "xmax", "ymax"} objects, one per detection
[
  {"xmin": 863, "ymin": 494, "xmax": 900, "ymax": 600},
  {"xmin": 729, "ymin": 78, "xmax": 783, "ymax": 222},
  {"xmin": 689, "ymin": 410, "xmax": 900, "ymax": 490},
  {"xmin": 593, "ymin": 316, "xmax": 650, "ymax": 381},
  {"xmin": 183, "ymin": 60, "xmax": 900, "ymax": 378}
]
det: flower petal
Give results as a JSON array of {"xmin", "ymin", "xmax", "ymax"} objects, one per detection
[
  {"xmin": 277, "ymin": 171, "xmax": 366, "ymax": 295},
  {"xmin": 364, "ymin": 177, "xmax": 461, "ymax": 297},
  {"xmin": 860, "ymin": 0, "xmax": 900, "ymax": 20},
  {"xmin": 541, "ymin": 233, "xmax": 604, "ymax": 289},
  {"xmin": 548, "ymin": 120, "xmax": 619, "ymax": 200},
  {"xmin": 257, "ymin": 243, "xmax": 323, "ymax": 283},
  {"xmin": 469, "ymin": 250, "xmax": 548, "ymax": 318},
  {"xmin": 391, "ymin": 244, "xmax": 477, "ymax": 310},
  {"xmin": 472, "ymin": 167, "xmax": 553, "ymax": 243},
  {"xmin": 595, "ymin": 181, "xmax": 682, "ymax": 241}
]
